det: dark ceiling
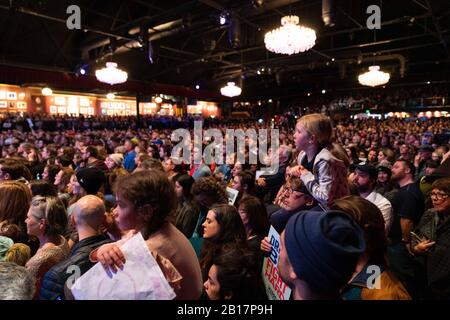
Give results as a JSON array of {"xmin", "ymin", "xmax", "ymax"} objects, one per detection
[{"xmin": 0, "ymin": 0, "xmax": 449, "ymax": 100}]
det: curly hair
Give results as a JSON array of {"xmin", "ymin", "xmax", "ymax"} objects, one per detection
[
  {"xmin": 191, "ymin": 176, "xmax": 228, "ymax": 204},
  {"xmin": 5, "ymin": 243, "xmax": 31, "ymax": 266}
]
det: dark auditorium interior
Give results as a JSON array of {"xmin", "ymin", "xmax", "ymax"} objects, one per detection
[{"xmin": 0, "ymin": 0, "xmax": 449, "ymax": 303}]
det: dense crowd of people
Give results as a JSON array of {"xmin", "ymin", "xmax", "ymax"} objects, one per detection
[{"xmin": 0, "ymin": 110, "xmax": 450, "ymax": 300}]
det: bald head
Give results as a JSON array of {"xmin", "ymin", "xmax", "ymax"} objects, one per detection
[{"xmin": 73, "ymin": 195, "xmax": 105, "ymax": 230}]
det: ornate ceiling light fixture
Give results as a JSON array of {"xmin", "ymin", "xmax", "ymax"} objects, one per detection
[
  {"xmin": 358, "ymin": 65, "xmax": 390, "ymax": 87},
  {"xmin": 264, "ymin": 15, "xmax": 316, "ymax": 55},
  {"xmin": 220, "ymin": 82, "xmax": 242, "ymax": 97},
  {"xmin": 95, "ymin": 62, "xmax": 128, "ymax": 85}
]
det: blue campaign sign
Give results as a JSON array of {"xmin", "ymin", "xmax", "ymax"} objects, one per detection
[{"xmin": 262, "ymin": 226, "xmax": 292, "ymax": 300}]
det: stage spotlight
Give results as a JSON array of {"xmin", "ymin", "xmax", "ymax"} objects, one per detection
[{"xmin": 75, "ymin": 63, "xmax": 88, "ymax": 76}]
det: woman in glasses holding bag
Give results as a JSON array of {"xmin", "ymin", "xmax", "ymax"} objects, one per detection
[{"xmin": 410, "ymin": 177, "xmax": 450, "ymax": 300}]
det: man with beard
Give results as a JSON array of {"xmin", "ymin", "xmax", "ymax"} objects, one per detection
[
  {"xmin": 81, "ymin": 145, "xmax": 108, "ymax": 172},
  {"xmin": 352, "ymin": 163, "xmax": 393, "ymax": 234},
  {"xmin": 387, "ymin": 159, "xmax": 425, "ymax": 299},
  {"xmin": 278, "ymin": 210, "xmax": 365, "ymax": 300}
]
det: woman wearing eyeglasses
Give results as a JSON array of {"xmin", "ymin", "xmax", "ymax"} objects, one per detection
[{"xmin": 410, "ymin": 177, "xmax": 450, "ymax": 299}]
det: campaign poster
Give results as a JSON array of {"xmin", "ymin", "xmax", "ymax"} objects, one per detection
[{"xmin": 262, "ymin": 226, "xmax": 292, "ymax": 300}]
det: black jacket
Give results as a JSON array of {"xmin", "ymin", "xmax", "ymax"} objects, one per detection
[
  {"xmin": 412, "ymin": 209, "xmax": 450, "ymax": 299},
  {"xmin": 175, "ymin": 200, "xmax": 200, "ymax": 238},
  {"xmin": 39, "ymin": 234, "xmax": 112, "ymax": 300},
  {"xmin": 256, "ymin": 164, "xmax": 287, "ymax": 204}
]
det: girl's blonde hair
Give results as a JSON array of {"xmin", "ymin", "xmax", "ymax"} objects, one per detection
[
  {"xmin": 298, "ymin": 113, "xmax": 350, "ymax": 167},
  {"xmin": 298, "ymin": 113, "xmax": 333, "ymax": 146}
]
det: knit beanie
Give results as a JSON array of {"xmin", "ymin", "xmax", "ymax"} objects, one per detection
[
  {"xmin": 76, "ymin": 167, "xmax": 105, "ymax": 195},
  {"xmin": 284, "ymin": 210, "xmax": 366, "ymax": 292},
  {"xmin": 108, "ymin": 153, "xmax": 124, "ymax": 167}
]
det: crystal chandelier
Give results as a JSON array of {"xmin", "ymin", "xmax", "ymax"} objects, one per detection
[
  {"xmin": 358, "ymin": 66, "xmax": 390, "ymax": 87},
  {"xmin": 220, "ymin": 82, "xmax": 242, "ymax": 97},
  {"xmin": 264, "ymin": 15, "xmax": 316, "ymax": 55},
  {"xmin": 95, "ymin": 62, "xmax": 128, "ymax": 85}
]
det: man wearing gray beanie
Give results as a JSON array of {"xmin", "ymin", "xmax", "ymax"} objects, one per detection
[{"xmin": 278, "ymin": 210, "xmax": 366, "ymax": 300}]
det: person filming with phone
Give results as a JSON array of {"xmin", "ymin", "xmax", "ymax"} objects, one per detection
[{"xmin": 410, "ymin": 177, "xmax": 450, "ymax": 299}]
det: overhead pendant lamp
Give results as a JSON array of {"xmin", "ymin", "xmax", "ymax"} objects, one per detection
[
  {"xmin": 358, "ymin": 65, "xmax": 390, "ymax": 87},
  {"xmin": 220, "ymin": 82, "xmax": 242, "ymax": 97},
  {"xmin": 264, "ymin": 15, "xmax": 316, "ymax": 55},
  {"xmin": 95, "ymin": 62, "xmax": 128, "ymax": 85}
]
